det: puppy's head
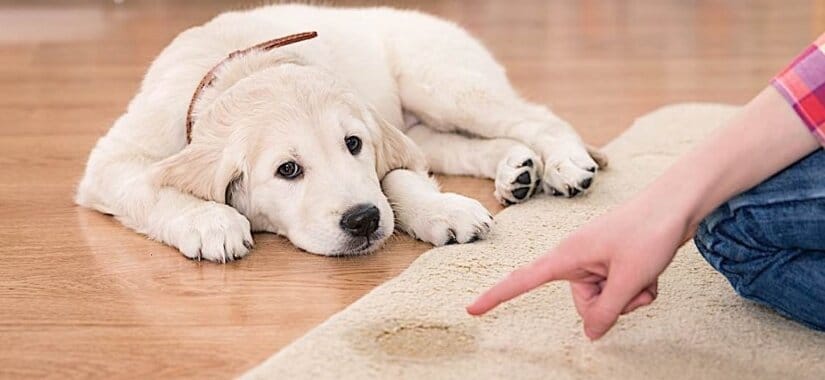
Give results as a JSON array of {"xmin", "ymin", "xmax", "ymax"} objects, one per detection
[{"xmin": 154, "ymin": 58, "xmax": 425, "ymax": 256}]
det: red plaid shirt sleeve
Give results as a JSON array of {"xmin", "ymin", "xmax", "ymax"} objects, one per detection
[{"xmin": 771, "ymin": 33, "xmax": 825, "ymax": 146}]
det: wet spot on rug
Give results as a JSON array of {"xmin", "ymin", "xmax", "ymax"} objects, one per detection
[{"xmin": 357, "ymin": 320, "xmax": 478, "ymax": 360}]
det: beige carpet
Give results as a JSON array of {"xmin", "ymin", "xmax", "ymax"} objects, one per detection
[{"xmin": 242, "ymin": 104, "xmax": 825, "ymax": 380}]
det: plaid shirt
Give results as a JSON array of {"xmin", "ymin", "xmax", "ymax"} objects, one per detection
[{"xmin": 772, "ymin": 33, "xmax": 825, "ymax": 146}]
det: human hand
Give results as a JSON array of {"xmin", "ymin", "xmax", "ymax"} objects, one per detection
[{"xmin": 466, "ymin": 198, "xmax": 691, "ymax": 340}]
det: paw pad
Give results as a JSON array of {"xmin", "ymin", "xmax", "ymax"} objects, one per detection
[
  {"xmin": 495, "ymin": 151, "xmax": 543, "ymax": 206},
  {"xmin": 515, "ymin": 171, "xmax": 531, "ymax": 185}
]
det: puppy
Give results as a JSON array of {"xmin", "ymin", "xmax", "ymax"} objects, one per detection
[{"xmin": 76, "ymin": 4, "xmax": 605, "ymax": 262}]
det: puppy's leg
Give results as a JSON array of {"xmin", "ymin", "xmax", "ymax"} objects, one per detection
[
  {"xmin": 76, "ymin": 120, "xmax": 253, "ymax": 263},
  {"xmin": 382, "ymin": 169, "xmax": 493, "ymax": 245},
  {"xmin": 384, "ymin": 18, "xmax": 605, "ymax": 197},
  {"xmin": 406, "ymin": 125, "xmax": 542, "ymax": 206},
  {"xmin": 401, "ymin": 77, "xmax": 601, "ymax": 197}
]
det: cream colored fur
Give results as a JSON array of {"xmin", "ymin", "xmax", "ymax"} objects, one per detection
[{"xmin": 76, "ymin": 4, "xmax": 601, "ymax": 261}]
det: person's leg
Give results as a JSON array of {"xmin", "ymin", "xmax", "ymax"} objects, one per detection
[{"xmin": 694, "ymin": 149, "xmax": 825, "ymax": 331}]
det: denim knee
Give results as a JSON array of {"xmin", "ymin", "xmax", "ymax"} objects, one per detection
[
  {"xmin": 694, "ymin": 204, "xmax": 773, "ymax": 298},
  {"xmin": 694, "ymin": 204, "xmax": 825, "ymax": 331}
]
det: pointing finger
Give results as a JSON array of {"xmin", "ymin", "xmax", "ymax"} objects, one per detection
[{"xmin": 467, "ymin": 248, "xmax": 579, "ymax": 315}]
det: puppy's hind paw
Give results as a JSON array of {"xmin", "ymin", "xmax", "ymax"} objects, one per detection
[
  {"xmin": 494, "ymin": 145, "xmax": 542, "ymax": 206},
  {"xmin": 540, "ymin": 141, "xmax": 603, "ymax": 198}
]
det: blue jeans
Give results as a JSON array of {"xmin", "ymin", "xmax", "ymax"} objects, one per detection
[{"xmin": 694, "ymin": 149, "xmax": 825, "ymax": 331}]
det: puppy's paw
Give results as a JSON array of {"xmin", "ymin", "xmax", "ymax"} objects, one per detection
[
  {"xmin": 539, "ymin": 140, "xmax": 601, "ymax": 198},
  {"xmin": 404, "ymin": 193, "xmax": 493, "ymax": 246},
  {"xmin": 168, "ymin": 202, "xmax": 254, "ymax": 263},
  {"xmin": 494, "ymin": 145, "xmax": 543, "ymax": 206}
]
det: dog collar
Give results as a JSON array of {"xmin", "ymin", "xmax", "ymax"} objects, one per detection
[{"xmin": 185, "ymin": 31, "xmax": 318, "ymax": 144}]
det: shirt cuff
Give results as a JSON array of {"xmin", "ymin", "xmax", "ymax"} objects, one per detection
[{"xmin": 770, "ymin": 38, "xmax": 825, "ymax": 147}]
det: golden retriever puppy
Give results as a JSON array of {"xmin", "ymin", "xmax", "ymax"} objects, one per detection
[{"xmin": 76, "ymin": 4, "xmax": 605, "ymax": 262}]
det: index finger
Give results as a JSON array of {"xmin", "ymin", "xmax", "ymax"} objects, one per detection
[{"xmin": 466, "ymin": 249, "xmax": 577, "ymax": 315}]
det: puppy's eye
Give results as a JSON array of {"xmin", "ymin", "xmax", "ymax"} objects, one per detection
[
  {"xmin": 276, "ymin": 161, "xmax": 302, "ymax": 179},
  {"xmin": 345, "ymin": 136, "xmax": 362, "ymax": 155}
]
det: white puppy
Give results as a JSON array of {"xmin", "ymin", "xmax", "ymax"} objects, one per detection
[{"xmin": 76, "ymin": 4, "xmax": 605, "ymax": 261}]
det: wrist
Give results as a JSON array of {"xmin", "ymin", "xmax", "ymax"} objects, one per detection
[{"xmin": 628, "ymin": 172, "xmax": 710, "ymax": 243}]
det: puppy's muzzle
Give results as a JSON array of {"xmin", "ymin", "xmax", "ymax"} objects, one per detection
[{"xmin": 340, "ymin": 204, "xmax": 380, "ymax": 237}]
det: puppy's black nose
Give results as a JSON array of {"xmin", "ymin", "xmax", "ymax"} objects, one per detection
[{"xmin": 340, "ymin": 204, "xmax": 380, "ymax": 237}]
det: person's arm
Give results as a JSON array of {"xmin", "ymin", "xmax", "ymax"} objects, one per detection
[
  {"xmin": 665, "ymin": 85, "xmax": 821, "ymax": 235},
  {"xmin": 466, "ymin": 84, "xmax": 821, "ymax": 340}
]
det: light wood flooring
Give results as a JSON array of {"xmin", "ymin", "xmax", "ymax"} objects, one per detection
[{"xmin": 1, "ymin": 0, "xmax": 822, "ymax": 378}]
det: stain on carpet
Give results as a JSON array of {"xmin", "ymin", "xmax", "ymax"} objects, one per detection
[{"xmin": 374, "ymin": 321, "xmax": 477, "ymax": 359}]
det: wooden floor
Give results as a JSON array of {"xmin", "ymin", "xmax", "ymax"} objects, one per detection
[{"xmin": 1, "ymin": 0, "xmax": 822, "ymax": 378}]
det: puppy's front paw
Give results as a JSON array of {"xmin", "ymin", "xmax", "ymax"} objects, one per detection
[
  {"xmin": 494, "ymin": 145, "xmax": 543, "ymax": 206},
  {"xmin": 540, "ymin": 140, "xmax": 601, "ymax": 198},
  {"xmin": 404, "ymin": 193, "xmax": 493, "ymax": 246},
  {"xmin": 168, "ymin": 202, "xmax": 254, "ymax": 263}
]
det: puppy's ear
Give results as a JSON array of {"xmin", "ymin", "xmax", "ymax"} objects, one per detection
[
  {"xmin": 367, "ymin": 109, "xmax": 428, "ymax": 178},
  {"xmin": 152, "ymin": 143, "xmax": 246, "ymax": 204},
  {"xmin": 586, "ymin": 144, "xmax": 609, "ymax": 169}
]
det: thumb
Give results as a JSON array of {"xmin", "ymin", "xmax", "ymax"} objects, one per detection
[{"xmin": 581, "ymin": 268, "xmax": 643, "ymax": 340}]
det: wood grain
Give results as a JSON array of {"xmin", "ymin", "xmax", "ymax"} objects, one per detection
[{"xmin": 0, "ymin": 0, "xmax": 821, "ymax": 378}]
